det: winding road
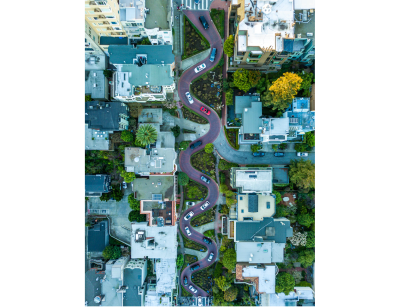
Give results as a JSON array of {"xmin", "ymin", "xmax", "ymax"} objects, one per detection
[{"xmin": 177, "ymin": 10, "xmax": 223, "ymax": 297}]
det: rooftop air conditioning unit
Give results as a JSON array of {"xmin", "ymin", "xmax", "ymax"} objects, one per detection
[
  {"xmin": 93, "ymin": 84, "xmax": 97, "ymax": 87},
  {"xmin": 307, "ymin": 33, "xmax": 313, "ymax": 37},
  {"xmin": 93, "ymin": 73, "xmax": 97, "ymax": 77}
]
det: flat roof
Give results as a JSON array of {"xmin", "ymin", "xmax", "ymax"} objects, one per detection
[
  {"xmin": 294, "ymin": 10, "xmax": 315, "ymax": 46},
  {"xmin": 155, "ymin": 258, "xmax": 177, "ymax": 294},
  {"xmin": 85, "ymin": 269, "xmax": 102, "ymax": 306},
  {"xmin": 236, "ymin": 242, "xmax": 285, "ymax": 263},
  {"xmin": 234, "ymin": 168, "xmax": 272, "ymax": 193},
  {"xmin": 242, "ymin": 101, "xmax": 263, "ymax": 134},
  {"xmin": 242, "ymin": 265, "xmax": 276, "ymax": 294},
  {"xmin": 102, "ymin": 263, "xmax": 123, "ymax": 306},
  {"xmin": 118, "ymin": 64, "xmax": 174, "ymax": 86},
  {"xmin": 99, "ymin": 36, "xmax": 128, "ymax": 46},
  {"xmin": 88, "ymin": 221, "xmax": 109, "ymax": 252},
  {"xmin": 145, "ymin": 0, "xmax": 169, "ymax": 30},
  {"xmin": 237, "ymin": 194, "xmax": 275, "ymax": 221},
  {"xmin": 235, "ymin": 95, "xmax": 260, "ymax": 114},
  {"xmin": 123, "ymin": 267, "xmax": 143, "ymax": 306},
  {"xmin": 85, "ymin": 124, "xmax": 110, "ymax": 151},
  {"xmin": 109, "ymin": 45, "xmax": 174, "ymax": 65},
  {"xmin": 85, "ymin": 70, "xmax": 107, "ymax": 99},
  {"xmin": 132, "ymin": 176, "xmax": 174, "ymax": 201},
  {"xmin": 119, "ymin": 0, "xmax": 145, "ymax": 20},
  {"xmin": 130, "ymin": 222, "xmax": 178, "ymax": 259},
  {"xmin": 138, "ymin": 108, "xmax": 163, "ymax": 124},
  {"xmin": 294, "ymin": 0, "xmax": 315, "ymax": 10},
  {"xmin": 125, "ymin": 147, "xmax": 176, "ymax": 175},
  {"xmin": 272, "ymin": 167, "xmax": 289, "ymax": 184}
]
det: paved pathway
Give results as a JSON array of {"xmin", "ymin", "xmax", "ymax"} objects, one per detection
[
  {"xmin": 184, "ymin": 248, "xmax": 208, "ymax": 259},
  {"xmin": 181, "ymin": 48, "xmax": 211, "ymax": 71},
  {"xmin": 179, "ymin": 0, "xmax": 214, "ymax": 10},
  {"xmin": 193, "ymin": 221, "xmax": 215, "ymax": 233}
]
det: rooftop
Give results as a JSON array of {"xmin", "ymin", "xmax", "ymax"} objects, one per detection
[
  {"xmin": 236, "ymin": 241, "xmax": 285, "ymax": 263},
  {"xmin": 85, "ymin": 70, "xmax": 108, "ymax": 100},
  {"xmin": 99, "ymin": 36, "xmax": 128, "ymax": 46},
  {"xmin": 155, "ymin": 258, "xmax": 177, "ymax": 294},
  {"xmin": 101, "ymin": 260, "xmax": 124, "ymax": 306},
  {"xmin": 231, "ymin": 167, "xmax": 273, "ymax": 193},
  {"xmin": 235, "ymin": 95, "xmax": 260, "ymax": 115},
  {"xmin": 85, "ymin": 175, "xmax": 111, "ymax": 196},
  {"xmin": 142, "ymin": 200, "xmax": 175, "ymax": 226},
  {"xmin": 235, "ymin": 217, "xmax": 293, "ymax": 243},
  {"xmin": 237, "ymin": 0, "xmax": 294, "ymax": 51},
  {"xmin": 283, "ymin": 98, "xmax": 315, "ymax": 133},
  {"xmin": 268, "ymin": 287, "xmax": 314, "ymax": 306},
  {"xmin": 237, "ymin": 194, "xmax": 275, "ymax": 221},
  {"xmin": 123, "ymin": 267, "xmax": 143, "ymax": 307},
  {"xmin": 85, "ymin": 269, "xmax": 103, "ymax": 306},
  {"xmin": 133, "ymin": 176, "xmax": 174, "ymax": 201},
  {"xmin": 242, "ymin": 101, "xmax": 263, "ymax": 134},
  {"xmin": 145, "ymin": 0, "xmax": 170, "ymax": 30},
  {"xmin": 85, "ymin": 124, "xmax": 110, "ymax": 151},
  {"xmin": 125, "ymin": 147, "xmax": 176, "ymax": 175},
  {"xmin": 294, "ymin": 0, "xmax": 315, "ymax": 10},
  {"xmin": 242, "ymin": 265, "xmax": 276, "ymax": 294},
  {"xmin": 109, "ymin": 45, "xmax": 174, "ymax": 65},
  {"xmin": 85, "ymin": 53, "xmax": 107, "ymax": 71},
  {"xmin": 138, "ymin": 108, "xmax": 163, "ymax": 124},
  {"xmin": 272, "ymin": 167, "xmax": 289, "ymax": 184},
  {"xmin": 130, "ymin": 222, "xmax": 178, "ymax": 259},
  {"xmin": 119, "ymin": 0, "xmax": 145, "ymax": 21},
  {"xmin": 85, "ymin": 101, "xmax": 129, "ymax": 131},
  {"xmin": 88, "ymin": 220, "xmax": 109, "ymax": 252},
  {"xmin": 260, "ymin": 117, "xmax": 289, "ymax": 142},
  {"xmin": 294, "ymin": 9, "xmax": 315, "ymax": 46}
]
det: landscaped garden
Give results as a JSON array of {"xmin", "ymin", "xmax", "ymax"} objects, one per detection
[
  {"xmin": 180, "ymin": 229, "xmax": 207, "ymax": 251},
  {"xmin": 183, "ymin": 179, "xmax": 208, "ymax": 201},
  {"xmin": 224, "ymin": 127, "xmax": 240, "ymax": 150},
  {"xmin": 190, "ymin": 149, "xmax": 217, "ymax": 182},
  {"xmin": 182, "ymin": 106, "xmax": 208, "ymax": 124},
  {"xmin": 184, "ymin": 254, "xmax": 198, "ymax": 267},
  {"xmin": 190, "ymin": 207, "xmax": 216, "ymax": 227},
  {"xmin": 183, "ymin": 16, "xmax": 210, "ymax": 60},
  {"xmin": 192, "ymin": 266, "xmax": 214, "ymax": 294},
  {"xmin": 203, "ymin": 229, "xmax": 216, "ymax": 241},
  {"xmin": 210, "ymin": 9, "xmax": 225, "ymax": 39}
]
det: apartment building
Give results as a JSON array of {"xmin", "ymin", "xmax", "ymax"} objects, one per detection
[
  {"xmin": 85, "ymin": 20, "xmax": 107, "ymax": 70},
  {"xmin": 85, "ymin": 0, "xmax": 126, "ymax": 37}
]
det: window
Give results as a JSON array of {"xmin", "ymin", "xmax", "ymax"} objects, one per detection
[
  {"xmin": 101, "ymin": 7, "xmax": 112, "ymax": 13},
  {"xmin": 241, "ymin": 210, "xmax": 244, "ymax": 213},
  {"xmin": 106, "ymin": 15, "xmax": 114, "ymax": 19},
  {"xmin": 111, "ymin": 21, "xmax": 117, "ymax": 24},
  {"xmin": 239, "ymin": 197, "xmax": 243, "ymax": 200},
  {"xmin": 95, "ymin": 1, "xmax": 107, "ymax": 5},
  {"xmin": 87, "ymin": 17, "xmax": 93, "ymax": 21}
]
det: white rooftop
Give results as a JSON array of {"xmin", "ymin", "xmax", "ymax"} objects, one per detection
[
  {"xmin": 125, "ymin": 147, "xmax": 176, "ymax": 175},
  {"xmin": 236, "ymin": 242, "xmax": 285, "ymax": 263},
  {"xmin": 268, "ymin": 287, "xmax": 314, "ymax": 306},
  {"xmin": 294, "ymin": 0, "xmax": 315, "ymax": 10},
  {"xmin": 238, "ymin": 0, "xmax": 294, "ymax": 50},
  {"xmin": 235, "ymin": 169, "xmax": 272, "ymax": 193},
  {"xmin": 155, "ymin": 258, "xmax": 177, "ymax": 294},
  {"xmin": 242, "ymin": 265, "xmax": 276, "ymax": 294},
  {"xmin": 85, "ymin": 124, "xmax": 110, "ymax": 150},
  {"xmin": 145, "ymin": 291, "xmax": 171, "ymax": 306},
  {"xmin": 130, "ymin": 222, "xmax": 178, "ymax": 259}
]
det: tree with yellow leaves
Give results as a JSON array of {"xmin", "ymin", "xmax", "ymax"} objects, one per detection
[{"xmin": 261, "ymin": 72, "xmax": 302, "ymax": 111}]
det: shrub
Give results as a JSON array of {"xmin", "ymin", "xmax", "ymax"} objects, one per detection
[
  {"xmin": 102, "ymin": 245, "xmax": 121, "ymax": 260},
  {"xmin": 179, "ymin": 141, "xmax": 190, "ymax": 150},
  {"xmin": 273, "ymin": 190, "xmax": 282, "ymax": 204},
  {"xmin": 178, "ymin": 172, "xmax": 189, "ymax": 186},
  {"xmin": 121, "ymin": 130, "xmax": 134, "ymax": 143},
  {"xmin": 100, "ymin": 193, "xmax": 111, "ymax": 202},
  {"xmin": 306, "ymin": 231, "xmax": 315, "ymax": 248},
  {"xmin": 275, "ymin": 272, "xmax": 295, "ymax": 295},
  {"xmin": 223, "ymin": 35, "xmax": 234, "ymax": 57},
  {"xmin": 222, "ymin": 248, "xmax": 236, "ymax": 271},
  {"xmin": 205, "ymin": 143, "xmax": 214, "ymax": 153},
  {"xmin": 298, "ymin": 249, "xmax": 315, "ymax": 268},
  {"xmin": 128, "ymin": 210, "xmax": 146, "ymax": 222},
  {"xmin": 171, "ymin": 125, "xmax": 181, "ymax": 138},
  {"xmin": 224, "ymin": 286, "xmax": 239, "ymax": 302},
  {"xmin": 295, "ymin": 143, "xmax": 308, "ymax": 152},
  {"xmin": 128, "ymin": 194, "xmax": 140, "ymax": 210},
  {"xmin": 305, "ymin": 131, "xmax": 315, "ymax": 148}
]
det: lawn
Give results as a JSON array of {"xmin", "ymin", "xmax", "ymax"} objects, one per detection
[
  {"xmin": 181, "ymin": 285, "xmax": 191, "ymax": 297},
  {"xmin": 224, "ymin": 126, "xmax": 240, "ymax": 150},
  {"xmin": 183, "ymin": 16, "xmax": 210, "ymax": 60},
  {"xmin": 210, "ymin": 9, "xmax": 225, "ymax": 39},
  {"xmin": 182, "ymin": 106, "xmax": 208, "ymax": 124},
  {"xmin": 181, "ymin": 229, "xmax": 207, "ymax": 251},
  {"xmin": 203, "ymin": 229, "xmax": 216, "ymax": 241},
  {"xmin": 191, "ymin": 207, "xmax": 216, "ymax": 227},
  {"xmin": 190, "ymin": 64, "xmax": 224, "ymax": 116},
  {"xmin": 190, "ymin": 150, "xmax": 217, "ymax": 182},
  {"xmin": 191, "ymin": 266, "xmax": 214, "ymax": 294},
  {"xmin": 184, "ymin": 179, "xmax": 208, "ymax": 201}
]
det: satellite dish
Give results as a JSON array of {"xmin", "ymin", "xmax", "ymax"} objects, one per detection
[{"xmin": 134, "ymin": 157, "xmax": 139, "ymax": 162}]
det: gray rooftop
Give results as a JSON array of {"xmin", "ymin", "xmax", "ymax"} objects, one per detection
[
  {"xmin": 119, "ymin": 0, "xmax": 145, "ymax": 21},
  {"xmin": 118, "ymin": 63, "xmax": 174, "ymax": 86},
  {"xmin": 145, "ymin": 0, "xmax": 170, "ymax": 30},
  {"xmin": 132, "ymin": 176, "xmax": 174, "ymax": 201},
  {"xmin": 236, "ymin": 242, "xmax": 285, "ymax": 264},
  {"xmin": 85, "ymin": 175, "xmax": 111, "ymax": 196},
  {"xmin": 85, "ymin": 70, "xmax": 108, "ymax": 100},
  {"xmin": 85, "ymin": 53, "xmax": 107, "ymax": 71},
  {"xmin": 101, "ymin": 262, "xmax": 123, "ymax": 306},
  {"xmin": 123, "ymin": 267, "xmax": 143, "ymax": 306},
  {"xmin": 109, "ymin": 45, "xmax": 174, "ymax": 65},
  {"xmin": 235, "ymin": 95, "xmax": 260, "ymax": 115},
  {"xmin": 283, "ymin": 98, "xmax": 315, "ymax": 132},
  {"xmin": 99, "ymin": 36, "xmax": 128, "ymax": 46},
  {"xmin": 125, "ymin": 147, "xmax": 176, "ymax": 175},
  {"xmin": 272, "ymin": 167, "xmax": 289, "ymax": 184},
  {"xmin": 294, "ymin": 9, "xmax": 315, "ymax": 46},
  {"xmin": 235, "ymin": 217, "xmax": 292, "ymax": 243},
  {"xmin": 232, "ymin": 167, "xmax": 273, "ymax": 193},
  {"xmin": 138, "ymin": 108, "xmax": 163, "ymax": 124},
  {"xmin": 155, "ymin": 258, "xmax": 177, "ymax": 294},
  {"xmin": 242, "ymin": 101, "xmax": 263, "ymax": 134},
  {"xmin": 88, "ymin": 221, "xmax": 109, "ymax": 252},
  {"xmin": 85, "ymin": 124, "xmax": 110, "ymax": 151},
  {"xmin": 85, "ymin": 101, "xmax": 129, "ymax": 131},
  {"xmin": 85, "ymin": 269, "xmax": 102, "ymax": 306},
  {"xmin": 242, "ymin": 265, "xmax": 276, "ymax": 294}
]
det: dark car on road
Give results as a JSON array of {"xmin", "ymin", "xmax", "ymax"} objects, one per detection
[
  {"xmin": 209, "ymin": 48, "xmax": 217, "ymax": 62},
  {"xmin": 201, "ymin": 175, "xmax": 210, "ymax": 184},
  {"xmin": 190, "ymin": 140, "xmax": 202, "ymax": 149},
  {"xmin": 183, "ymin": 276, "xmax": 188, "ymax": 286},
  {"xmin": 203, "ymin": 237, "xmax": 212, "ymax": 244},
  {"xmin": 199, "ymin": 16, "xmax": 209, "ymax": 30},
  {"xmin": 253, "ymin": 152, "xmax": 265, "ymax": 157},
  {"xmin": 190, "ymin": 264, "xmax": 200, "ymax": 271},
  {"xmin": 274, "ymin": 152, "xmax": 285, "ymax": 157}
]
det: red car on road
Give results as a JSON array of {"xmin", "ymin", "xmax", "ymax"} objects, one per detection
[{"xmin": 200, "ymin": 106, "xmax": 211, "ymax": 115}]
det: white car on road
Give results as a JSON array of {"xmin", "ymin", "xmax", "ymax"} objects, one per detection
[
  {"xmin": 185, "ymin": 226, "xmax": 192, "ymax": 236},
  {"xmin": 184, "ymin": 211, "xmax": 194, "ymax": 220},
  {"xmin": 194, "ymin": 63, "xmax": 206, "ymax": 73},
  {"xmin": 200, "ymin": 201, "xmax": 210, "ymax": 211},
  {"xmin": 189, "ymin": 285, "xmax": 198, "ymax": 293},
  {"xmin": 185, "ymin": 92, "xmax": 194, "ymax": 104},
  {"xmin": 297, "ymin": 152, "xmax": 309, "ymax": 157}
]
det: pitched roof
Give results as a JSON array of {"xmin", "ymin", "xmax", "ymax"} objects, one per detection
[
  {"xmin": 85, "ymin": 101, "xmax": 129, "ymax": 131},
  {"xmin": 109, "ymin": 45, "xmax": 174, "ymax": 65},
  {"xmin": 88, "ymin": 221, "xmax": 109, "ymax": 252}
]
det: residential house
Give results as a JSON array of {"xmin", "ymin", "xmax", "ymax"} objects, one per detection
[
  {"xmin": 228, "ymin": 0, "xmax": 295, "ymax": 71},
  {"xmin": 87, "ymin": 220, "xmax": 110, "ymax": 252},
  {"xmin": 268, "ymin": 286, "xmax": 315, "ymax": 306},
  {"xmin": 99, "ymin": 36, "xmax": 129, "ymax": 55},
  {"xmin": 236, "ymin": 264, "xmax": 277, "ymax": 294},
  {"xmin": 123, "ymin": 259, "xmax": 148, "ymax": 306},
  {"xmin": 85, "ymin": 268, "xmax": 104, "ymax": 306},
  {"xmin": 230, "ymin": 167, "xmax": 273, "ymax": 194},
  {"xmin": 85, "ymin": 20, "xmax": 107, "ymax": 71},
  {"xmin": 110, "ymin": 45, "xmax": 175, "ymax": 103},
  {"xmin": 85, "ymin": 70, "xmax": 109, "ymax": 101},
  {"xmin": 85, "ymin": 175, "xmax": 111, "ymax": 197},
  {"xmin": 85, "ymin": 100, "xmax": 129, "ymax": 150},
  {"xmin": 282, "ymin": 97, "xmax": 315, "ymax": 140}
]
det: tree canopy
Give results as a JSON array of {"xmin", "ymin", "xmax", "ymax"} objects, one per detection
[
  {"xmin": 100, "ymin": 193, "xmax": 111, "ymax": 202},
  {"xmin": 251, "ymin": 144, "xmax": 262, "ymax": 153},
  {"xmin": 179, "ymin": 141, "xmax": 190, "ymax": 151},
  {"xmin": 233, "ymin": 68, "xmax": 252, "ymax": 93},
  {"xmin": 299, "ymin": 72, "xmax": 314, "ymax": 96},
  {"xmin": 218, "ymin": 159, "xmax": 239, "ymax": 170},
  {"xmin": 128, "ymin": 210, "xmax": 146, "ymax": 222},
  {"xmin": 128, "ymin": 194, "xmax": 140, "ymax": 211},
  {"xmin": 121, "ymin": 130, "xmax": 134, "ymax": 143},
  {"xmin": 225, "ymin": 88, "xmax": 234, "ymax": 106},
  {"xmin": 298, "ymin": 249, "xmax": 315, "ymax": 268},
  {"xmin": 176, "ymin": 254, "xmax": 184, "ymax": 269},
  {"xmin": 171, "ymin": 125, "xmax": 181, "ymax": 138},
  {"xmin": 305, "ymin": 132, "xmax": 315, "ymax": 148},
  {"xmin": 275, "ymin": 272, "xmax": 295, "ymax": 295},
  {"xmin": 223, "ymin": 35, "xmax": 234, "ymax": 57},
  {"xmin": 289, "ymin": 159, "xmax": 315, "ymax": 190},
  {"xmin": 102, "ymin": 245, "xmax": 122, "ymax": 260},
  {"xmin": 214, "ymin": 276, "xmax": 231, "ymax": 291},
  {"xmin": 136, "ymin": 124, "xmax": 158, "ymax": 146},
  {"xmin": 224, "ymin": 286, "xmax": 239, "ymax": 302},
  {"xmin": 178, "ymin": 172, "xmax": 189, "ymax": 186},
  {"xmin": 297, "ymin": 212, "xmax": 315, "ymax": 228},
  {"xmin": 111, "ymin": 185, "xmax": 124, "ymax": 202},
  {"xmin": 222, "ymin": 248, "xmax": 237, "ymax": 271},
  {"xmin": 248, "ymin": 70, "xmax": 261, "ymax": 86},
  {"xmin": 205, "ymin": 143, "xmax": 214, "ymax": 153},
  {"xmin": 306, "ymin": 231, "xmax": 315, "ymax": 248}
]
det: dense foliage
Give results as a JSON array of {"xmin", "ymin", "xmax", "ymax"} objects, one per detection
[
  {"xmin": 275, "ymin": 272, "xmax": 295, "ymax": 295},
  {"xmin": 136, "ymin": 124, "xmax": 158, "ymax": 146},
  {"xmin": 289, "ymin": 159, "xmax": 315, "ymax": 191},
  {"xmin": 223, "ymin": 35, "xmax": 234, "ymax": 57},
  {"xmin": 102, "ymin": 245, "xmax": 121, "ymax": 260},
  {"xmin": 178, "ymin": 172, "xmax": 189, "ymax": 186}
]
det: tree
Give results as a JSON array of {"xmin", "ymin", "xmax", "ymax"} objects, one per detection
[
  {"xmin": 273, "ymin": 190, "xmax": 282, "ymax": 204},
  {"xmin": 223, "ymin": 35, "xmax": 234, "ymax": 57},
  {"xmin": 205, "ymin": 143, "xmax": 214, "ymax": 153},
  {"xmin": 100, "ymin": 193, "xmax": 111, "ymax": 202},
  {"xmin": 275, "ymin": 272, "xmax": 295, "ymax": 295},
  {"xmin": 214, "ymin": 276, "xmax": 231, "ymax": 291},
  {"xmin": 262, "ymin": 72, "xmax": 303, "ymax": 111},
  {"xmin": 178, "ymin": 172, "xmax": 189, "ymax": 186},
  {"xmin": 176, "ymin": 254, "xmax": 184, "ymax": 269},
  {"xmin": 111, "ymin": 185, "xmax": 124, "ymax": 202},
  {"xmin": 128, "ymin": 194, "xmax": 140, "ymax": 210},
  {"xmin": 251, "ymin": 144, "xmax": 262, "ymax": 153},
  {"xmin": 233, "ymin": 69, "xmax": 252, "ymax": 93},
  {"xmin": 299, "ymin": 72, "xmax": 314, "ymax": 96},
  {"xmin": 298, "ymin": 249, "xmax": 315, "ymax": 268},
  {"xmin": 289, "ymin": 159, "xmax": 315, "ymax": 190},
  {"xmin": 279, "ymin": 143, "xmax": 288, "ymax": 150},
  {"xmin": 272, "ymin": 144, "xmax": 278, "ymax": 152},
  {"xmin": 171, "ymin": 125, "xmax": 181, "ymax": 138},
  {"xmin": 306, "ymin": 231, "xmax": 315, "ymax": 248},
  {"xmin": 220, "ymin": 245, "xmax": 227, "ymax": 252},
  {"xmin": 138, "ymin": 37, "xmax": 151, "ymax": 45},
  {"xmin": 85, "ymin": 94, "xmax": 92, "ymax": 102},
  {"xmin": 224, "ymin": 286, "xmax": 239, "ymax": 302},
  {"xmin": 103, "ymin": 69, "xmax": 113, "ymax": 78},
  {"xmin": 222, "ymin": 248, "xmax": 236, "ymax": 271},
  {"xmin": 213, "ymin": 262, "xmax": 223, "ymax": 278},
  {"xmin": 85, "ymin": 222, "xmax": 91, "ymax": 227},
  {"xmin": 121, "ymin": 130, "xmax": 134, "ymax": 143},
  {"xmin": 225, "ymin": 88, "xmax": 234, "ymax": 105},
  {"xmin": 275, "ymin": 205, "xmax": 290, "ymax": 217},
  {"xmin": 226, "ymin": 197, "xmax": 237, "ymax": 207},
  {"xmin": 128, "ymin": 210, "xmax": 146, "ymax": 222},
  {"xmin": 218, "ymin": 159, "xmax": 239, "ymax": 170},
  {"xmin": 102, "ymin": 245, "xmax": 122, "ymax": 260},
  {"xmin": 221, "ymin": 204, "xmax": 230, "ymax": 215},
  {"xmin": 297, "ymin": 212, "xmax": 314, "ymax": 228},
  {"xmin": 179, "ymin": 141, "xmax": 190, "ymax": 150},
  {"xmin": 305, "ymin": 131, "xmax": 315, "ymax": 148},
  {"xmin": 294, "ymin": 143, "xmax": 307, "ymax": 152},
  {"xmin": 136, "ymin": 124, "xmax": 158, "ymax": 146},
  {"xmin": 248, "ymin": 70, "xmax": 261, "ymax": 86},
  {"xmin": 118, "ymin": 166, "xmax": 136, "ymax": 183}
]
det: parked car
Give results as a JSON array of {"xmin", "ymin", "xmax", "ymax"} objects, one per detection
[
  {"xmin": 189, "ymin": 285, "xmax": 198, "ymax": 293},
  {"xmin": 297, "ymin": 152, "xmax": 309, "ymax": 157},
  {"xmin": 274, "ymin": 152, "xmax": 285, "ymax": 157},
  {"xmin": 185, "ymin": 226, "xmax": 192, "ymax": 236},
  {"xmin": 200, "ymin": 106, "xmax": 211, "ymax": 115},
  {"xmin": 201, "ymin": 176, "xmax": 210, "ymax": 184},
  {"xmin": 209, "ymin": 48, "xmax": 217, "ymax": 62},
  {"xmin": 198, "ymin": 297, "xmax": 203, "ymax": 307},
  {"xmin": 190, "ymin": 140, "xmax": 202, "ymax": 149},
  {"xmin": 194, "ymin": 63, "xmax": 206, "ymax": 73},
  {"xmin": 122, "ymin": 181, "xmax": 127, "ymax": 189},
  {"xmin": 185, "ymin": 92, "xmax": 194, "ymax": 104},
  {"xmin": 199, "ymin": 16, "xmax": 209, "ymax": 30},
  {"xmin": 190, "ymin": 264, "xmax": 200, "ymax": 271},
  {"xmin": 253, "ymin": 152, "xmax": 265, "ymax": 157},
  {"xmin": 183, "ymin": 276, "xmax": 188, "ymax": 286},
  {"xmin": 203, "ymin": 237, "xmax": 212, "ymax": 245},
  {"xmin": 186, "ymin": 201, "xmax": 196, "ymax": 207},
  {"xmin": 208, "ymin": 252, "xmax": 214, "ymax": 262},
  {"xmin": 184, "ymin": 211, "xmax": 194, "ymax": 220},
  {"xmin": 200, "ymin": 201, "xmax": 210, "ymax": 210}
]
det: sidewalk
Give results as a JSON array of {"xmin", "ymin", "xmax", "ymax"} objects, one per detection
[
  {"xmin": 181, "ymin": 48, "xmax": 211, "ymax": 71},
  {"xmin": 193, "ymin": 221, "xmax": 215, "ymax": 233},
  {"xmin": 184, "ymin": 248, "xmax": 208, "ymax": 259}
]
